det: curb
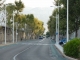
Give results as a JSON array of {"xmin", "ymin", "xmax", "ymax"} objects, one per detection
[
  {"xmin": 0, "ymin": 43, "xmax": 14, "ymax": 47},
  {"xmin": 54, "ymin": 44, "xmax": 78, "ymax": 60}
]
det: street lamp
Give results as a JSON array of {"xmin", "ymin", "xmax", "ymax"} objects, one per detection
[
  {"xmin": 4, "ymin": 4, "xmax": 15, "ymax": 44},
  {"xmin": 4, "ymin": 4, "xmax": 7, "ymax": 44},
  {"xmin": 52, "ymin": 13, "xmax": 58, "ymax": 44},
  {"xmin": 67, "ymin": 0, "xmax": 69, "ymax": 42},
  {"xmin": 55, "ymin": 13, "xmax": 58, "ymax": 44},
  {"xmin": 57, "ymin": 2, "xmax": 64, "ymax": 44},
  {"xmin": 13, "ymin": 11, "xmax": 14, "ymax": 43},
  {"xmin": 16, "ymin": 22, "xmax": 17, "ymax": 42},
  {"xmin": 51, "ymin": 2, "xmax": 63, "ymax": 44},
  {"xmin": 16, "ymin": 22, "xmax": 18, "ymax": 42},
  {"xmin": 57, "ymin": 1, "xmax": 60, "ymax": 45}
]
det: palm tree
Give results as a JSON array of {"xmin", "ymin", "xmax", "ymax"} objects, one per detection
[
  {"xmin": 6, "ymin": 3, "xmax": 15, "ymax": 27},
  {"xmin": 14, "ymin": 0, "xmax": 25, "ymax": 28},
  {"xmin": 0, "ymin": 0, "xmax": 5, "ymax": 6},
  {"xmin": 15, "ymin": 0, "xmax": 24, "ymax": 14}
]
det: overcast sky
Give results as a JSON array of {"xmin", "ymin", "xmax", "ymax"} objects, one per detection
[
  {"xmin": 4, "ymin": 0, "xmax": 55, "ymax": 33},
  {"xmin": 5, "ymin": 0, "xmax": 54, "ymax": 7}
]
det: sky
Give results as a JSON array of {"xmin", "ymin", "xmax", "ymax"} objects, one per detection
[
  {"xmin": 5, "ymin": 0, "xmax": 54, "ymax": 7},
  {"xmin": 4, "ymin": 0, "xmax": 55, "ymax": 34}
]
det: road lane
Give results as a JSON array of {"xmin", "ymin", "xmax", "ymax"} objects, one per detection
[
  {"xmin": 0, "ymin": 43, "xmax": 32, "ymax": 60},
  {"xmin": 16, "ymin": 44, "xmax": 51, "ymax": 60},
  {"xmin": 15, "ymin": 38, "xmax": 68, "ymax": 60},
  {"xmin": 13, "ymin": 46, "xmax": 32, "ymax": 60},
  {"xmin": 0, "ymin": 38, "xmax": 69, "ymax": 60}
]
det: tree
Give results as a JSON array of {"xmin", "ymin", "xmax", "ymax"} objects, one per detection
[
  {"xmin": 0, "ymin": 0, "xmax": 5, "ymax": 26},
  {"xmin": 26, "ymin": 14, "xmax": 34, "ymax": 31},
  {"xmin": 15, "ymin": 0, "xmax": 24, "ymax": 14},
  {"xmin": 47, "ymin": 9, "xmax": 59, "ymax": 36},
  {"xmin": 54, "ymin": 0, "xmax": 80, "ymax": 37},
  {"xmin": 46, "ymin": 31, "xmax": 50, "ymax": 37},
  {"xmin": 25, "ymin": 14, "xmax": 45, "ymax": 39},
  {"xmin": 14, "ymin": 0, "xmax": 25, "ymax": 30},
  {"xmin": 47, "ymin": 16, "xmax": 56, "ymax": 36},
  {"xmin": 15, "ymin": 14, "xmax": 26, "ymax": 28},
  {"xmin": 14, "ymin": 0, "xmax": 25, "ymax": 23},
  {"xmin": 6, "ymin": 3, "xmax": 15, "ymax": 27},
  {"xmin": 0, "ymin": 0, "xmax": 5, "ymax": 6},
  {"xmin": 33, "ymin": 18, "xmax": 45, "ymax": 38}
]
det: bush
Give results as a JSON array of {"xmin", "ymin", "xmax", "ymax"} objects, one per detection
[{"xmin": 63, "ymin": 38, "xmax": 80, "ymax": 58}]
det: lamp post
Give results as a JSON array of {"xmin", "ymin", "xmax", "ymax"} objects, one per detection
[
  {"xmin": 56, "ymin": 13, "xmax": 58, "ymax": 44},
  {"xmin": 16, "ymin": 22, "xmax": 18, "ymax": 42},
  {"xmin": 57, "ymin": 0, "xmax": 60, "ymax": 44},
  {"xmin": 4, "ymin": 4, "xmax": 15, "ymax": 44},
  {"xmin": 67, "ymin": 0, "xmax": 69, "ymax": 42},
  {"xmin": 13, "ymin": 11, "xmax": 14, "ymax": 43},
  {"xmin": 52, "ymin": 13, "xmax": 58, "ymax": 44},
  {"xmin": 51, "ymin": 1, "xmax": 63, "ymax": 44},
  {"xmin": 4, "ymin": 4, "xmax": 6, "ymax": 44}
]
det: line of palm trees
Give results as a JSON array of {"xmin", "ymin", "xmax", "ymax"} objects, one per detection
[{"xmin": 0, "ymin": 0, "xmax": 45, "ymax": 39}]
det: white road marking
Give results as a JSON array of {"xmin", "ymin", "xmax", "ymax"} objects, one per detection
[
  {"xmin": 13, "ymin": 46, "xmax": 32, "ymax": 60},
  {"xmin": 21, "ymin": 43, "xmax": 53, "ymax": 45}
]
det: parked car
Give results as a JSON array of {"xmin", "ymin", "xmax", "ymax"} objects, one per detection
[{"xmin": 59, "ymin": 38, "xmax": 67, "ymax": 45}]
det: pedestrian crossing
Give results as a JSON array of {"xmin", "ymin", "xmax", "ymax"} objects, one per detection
[{"xmin": 17, "ymin": 43, "xmax": 54, "ymax": 45}]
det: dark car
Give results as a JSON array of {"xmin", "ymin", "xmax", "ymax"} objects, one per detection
[
  {"xmin": 59, "ymin": 38, "xmax": 67, "ymax": 45},
  {"xmin": 39, "ymin": 36, "xmax": 43, "ymax": 39}
]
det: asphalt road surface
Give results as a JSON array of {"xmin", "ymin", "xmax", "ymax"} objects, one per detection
[{"xmin": 0, "ymin": 38, "xmax": 69, "ymax": 60}]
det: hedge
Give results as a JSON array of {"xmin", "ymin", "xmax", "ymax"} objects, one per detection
[{"xmin": 63, "ymin": 38, "xmax": 80, "ymax": 58}]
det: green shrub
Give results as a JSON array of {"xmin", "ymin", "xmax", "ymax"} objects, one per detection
[{"xmin": 63, "ymin": 38, "xmax": 80, "ymax": 58}]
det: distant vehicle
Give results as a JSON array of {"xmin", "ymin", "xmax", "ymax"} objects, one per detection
[
  {"xmin": 39, "ymin": 36, "xmax": 43, "ymax": 39},
  {"xmin": 59, "ymin": 38, "xmax": 67, "ymax": 45}
]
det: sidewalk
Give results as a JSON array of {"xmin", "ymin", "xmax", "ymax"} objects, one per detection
[
  {"xmin": 54, "ymin": 43, "xmax": 78, "ymax": 60},
  {"xmin": 0, "ymin": 42, "xmax": 14, "ymax": 46}
]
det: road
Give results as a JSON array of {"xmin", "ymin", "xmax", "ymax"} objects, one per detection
[{"xmin": 0, "ymin": 38, "xmax": 68, "ymax": 60}]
